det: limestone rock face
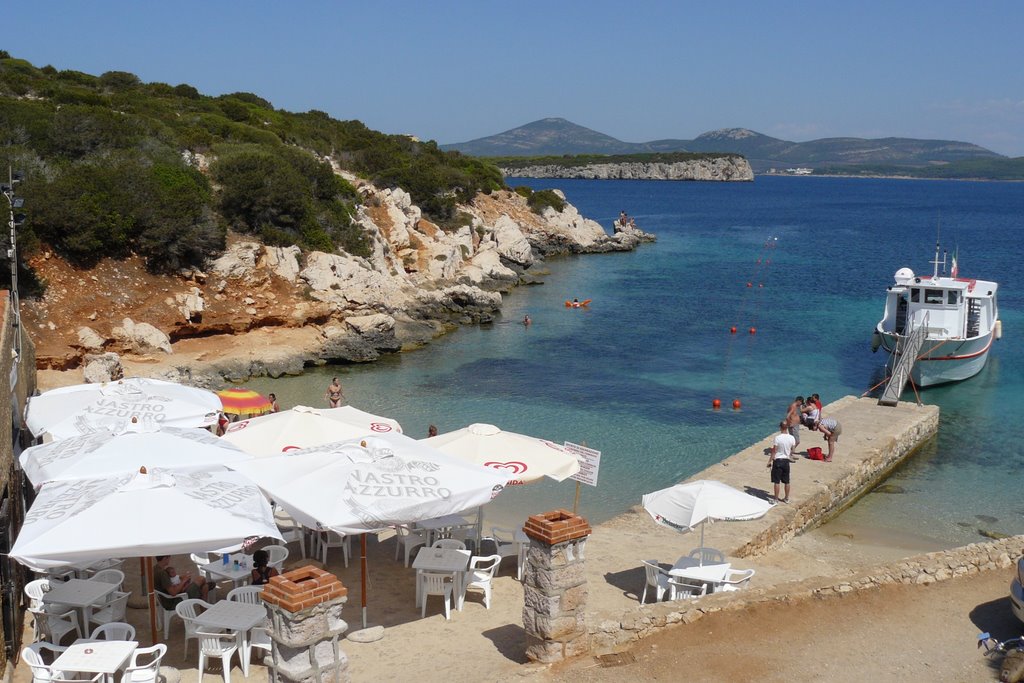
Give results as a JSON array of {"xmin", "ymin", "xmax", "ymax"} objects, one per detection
[
  {"xmin": 210, "ymin": 241, "xmax": 262, "ymax": 279},
  {"xmin": 300, "ymin": 252, "xmax": 411, "ymax": 312},
  {"xmin": 76, "ymin": 326, "xmax": 106, "ymax": 351},
  {"xmin": 501, "ymin": 156, "xmax": 754, "ymax": 181},
  {"xmin": 175, "ymin": 287, "xmax": 205, "ymax": 322},
  {"xmin": 82, "ymin": 352, "xmax": 124, "ymax": 383},
  {"xmin": 112, "ymin": 318, "xmax": 173, "ymax": 354},
  {"xmin": 491, "ymin": 214, "xmax": 535, "ymax": 266},
  {"xmin": 264, "ymin": 246, "xmax": 303, "ymax": 282}
]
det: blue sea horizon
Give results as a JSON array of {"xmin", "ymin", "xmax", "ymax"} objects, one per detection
[{"xmin": 250, "ymin": 175, "xmax": 1024, "ymax": 548}]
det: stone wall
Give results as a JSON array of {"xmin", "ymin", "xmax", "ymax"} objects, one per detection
[
  {"xmin": 588, "ymin": 535, "xmax": 1023, "ymax": 655},
  {"xmin": 0, "ymin": 292, "xmax": 37, "ymax": 675}
]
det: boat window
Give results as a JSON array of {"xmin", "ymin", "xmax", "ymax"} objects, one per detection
[
  {"xmin": 947, "ymin": 290, "xmax": 958, "ymax": 305},
  {"xmin": 910, "ymin": 288, "xmax": 920, "ymax": 303},
  {"xmin": 924, "ymin": 289, "xmax": 943, "ymax": 304}
]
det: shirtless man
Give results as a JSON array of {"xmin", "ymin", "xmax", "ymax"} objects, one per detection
[
  {"xmin": 325, "ymin": 377, "xmax": 343, "ymax": 408},
  {"xmin": 785, "ymin": 396, "xmax": 804, "ymax": 448}
]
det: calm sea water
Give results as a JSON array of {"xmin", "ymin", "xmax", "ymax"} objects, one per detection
[{"xmin": 249, "ymin": 176, "xmax": 1024, "ymax": 546}]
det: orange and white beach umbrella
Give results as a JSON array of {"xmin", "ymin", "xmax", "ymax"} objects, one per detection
[{"xmin": 217, "ymin": 387, "xmax": 273, "ymax": 417}]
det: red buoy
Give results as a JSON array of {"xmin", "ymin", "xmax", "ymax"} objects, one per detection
[
  {"xmin": 729, "ymin": 326, "xmax": 737, "ymax": 334},
  {"xmin": 746, "ymin": 282, "xmax": 752, "ymax": 288},
  {"xmin": 732, "ymin": 399, "xmax": 742, "ymax": 410},
  {"xmin": 749, "ymin": 327, "xmax": 757, "ymax": 334},
  {"xmin": 712, "ymin": 398, "xmax": 721, "ymax": 409}
]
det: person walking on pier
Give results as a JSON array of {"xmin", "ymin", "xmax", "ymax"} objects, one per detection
[
  {"xmin": 817, "ymin": 416, "xmax": 842, "ymax": 462},
  {"xmin": 767, "ymin": 420, "xmax": 795, "ymax": 504},
  {"xmin": 785, "ymin": 396, "xmax": 804, "ymax": 447}
]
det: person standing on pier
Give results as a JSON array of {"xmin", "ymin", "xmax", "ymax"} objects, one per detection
[
  {"xmin": 785, "ymin": 396, "xmax": 804, "ymax": 448},
  {"xmin": 817, "ymin": 416, "xmax": 842, "ymax": 462},
  {"xmin": 768, "ymin": 420, "xmax": 795, "ymax": 504}
]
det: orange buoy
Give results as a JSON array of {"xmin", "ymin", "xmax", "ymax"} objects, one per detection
[
  {"xmin": 732, "ymin": 399, "xmax": 742, "ymax": 410},
  {"xmin": 712, "ymin": 398, "xmax": 721, "ymax": 409},
  {"xmin": 729, "ymin": 326, "xmax": 737, "ymax": 334},
  {"xmin": 749, "ymin": 327, "xmax": 756, "ymax": 334}
]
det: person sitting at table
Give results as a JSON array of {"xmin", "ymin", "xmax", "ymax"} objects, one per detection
[
  {"xmin": 250, "ymin": 549, "xmax": 279, "ymax": 585},
  {"xmin": 153, "ymin": 555, "xmax": 209, "ymax": 607}
]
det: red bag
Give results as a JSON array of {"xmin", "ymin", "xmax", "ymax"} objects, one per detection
[{"xmin": 807, "ymin": 446, "xmax": 824, "ymax": 461}]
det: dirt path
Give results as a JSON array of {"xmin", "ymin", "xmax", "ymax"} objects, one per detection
[{"xmin": 543, "ymin": 566, "xmax": 1019, "ymax": 683}]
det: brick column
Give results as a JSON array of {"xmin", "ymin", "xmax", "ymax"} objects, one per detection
[
  {"xmin": 260, "ymin": 566, "xmax": 350, "ymax": 683},
  {"xmin": 521, "ymin": 509, "xmax": 592, "ymax": 663}
]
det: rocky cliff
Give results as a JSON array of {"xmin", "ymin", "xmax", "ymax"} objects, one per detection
[
  {"xmin": 26, "ymin": 175, "xmax": 654, "ymax": 388},
  {"xmin": 501, "ymin": 156, "xmax": 754, "ymax": 181}
]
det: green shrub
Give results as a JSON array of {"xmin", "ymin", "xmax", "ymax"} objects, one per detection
[{"xmin": 526, "ymin": 188, "xmax": 565, "ymax": 214}]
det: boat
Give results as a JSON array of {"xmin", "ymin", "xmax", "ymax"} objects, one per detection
[{"xmin": 872, "ymin": 243, "xmax": 1000, "ymax": 387}]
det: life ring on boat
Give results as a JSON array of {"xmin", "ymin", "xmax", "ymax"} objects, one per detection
[{"xmin": 565, "ymin": 299, "xmax": 592, "ymax": 308}]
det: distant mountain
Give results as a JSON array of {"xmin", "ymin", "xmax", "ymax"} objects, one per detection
[{"xmin": 443, "ymin": 119, "xmax": 1003, "ymax": 172}]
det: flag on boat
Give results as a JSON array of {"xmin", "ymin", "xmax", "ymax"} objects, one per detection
[{"xmin": 951, "ymin": 248, "xmax": 958, "ymax": 278}]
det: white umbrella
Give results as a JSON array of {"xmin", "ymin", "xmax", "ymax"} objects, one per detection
[
  {"xmin": 641, "ymin": 480, "xmax": 772, "ymax": 565},
  {"xmin": 222, "ymin": 405, "xmax": 374, "ymax": 456},
  {"xmin": 229, "ymin": 432, "xmax": 507, "ymax": 630},
  {"xmin": 25, "ymin": 378, "xmax": 222, "ymax": 441},
  {"xmin": 423, "ymin": 423, "xmax": 579, "ymax": 485},
  {"xmin": 228, "ymin": 432, "xmax": 507, "ymax": 534},
  {"xmin": 318, "ymin": 405, "xmax": 403, "ymax": 434},
  {"xmin": 11, "ymin": 468, "xmax": 281, "ymax": 570},
  {"xmin": 19, "ymin": 423, "xmax": 252, "ymax": 486}
]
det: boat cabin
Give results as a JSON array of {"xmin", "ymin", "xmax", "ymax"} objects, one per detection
[{"xmin": 879, "ymin": 268, "xmax": 997, "ymax": 340}]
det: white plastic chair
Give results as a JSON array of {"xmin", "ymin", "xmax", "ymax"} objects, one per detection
[
  {"xmin": 22, "ymin": 642, "xmax": 68, "ymax": 683},
  {"xmin": 640, "ymin": 560, "xmax": 674, "ymax": 604},
  {"xmin": 490, "ymin": 527, "xmax": 524, "ymax": 580},
  {"xmin": 122, "ymin": 643, "xmax": 166, "ymax": 683},
  {"xmin": 24, "ymin": 578, "xmax": 50, "ymax": 611},
  {"xmin": 45, "ymin": 567, "xmax": 77, "ymax": 583},
  {"xmin": 316, "ymin": 531, "xmax": 349, "ymax": 568},
  {"xmin": 431, "ymin": 539, "xmax": 467, "ymax": 551},
  {"xmin": 395, "ymin": 525, "xmax": 427, "ymax": 567},
  {"xmin": 250, "ymin": 626, "xmax": 272, "ymax": 662},
  {"xmin": 461, "ymin": 554, "xmax": 501, "ymax": 610},
  {"xmin": 88, "ymin": 591, "xmax": 130, "ymax": 629},
  {"xmin": 153, "ymin": 589, "xmax": 185, "ymax": 640},
  {"xmin": 190, "ymin": 553, "xmax": 215, "ymax": 581},
  {"xmin": 419, "ymin": 572, "xmax": 453, "ymax": 620},
  {"xmin": 263, "ymin": 544, "xmax": 289, "ymax": 571},
  {"xmin": 89, "ymin": 621, "xmax": 135, "ymax": 641},
  {"xmin": 84, "ymin": 558, "xmax": 125, "ymax": 577},
  {"xmin": 686, "ymin": 547, "xmax": 726, "ymax": 565},
  {"xmin": 89, "ymin": 568, "xmax": 125, "ymax": 590},
  {"xmin": 196, "ymin": 630, "xmax": 240, "ymax": 683},
  {"xmin": 176, "ymin": 598, "xmax": 214, "ymax": 657},
  {"xmin": 227, "ymin": 585, "xmax": 264, "ymax": 605},
  {"xmin": 718, "ymin": 568, "xmax": 756, "ymax": 592},
  {"xmin": 448, "ymin": 524, "xmax": 480, "ymax": 553},
  {"xmin": 667, "ymin": 577, "xmax": 709, "ymax": 600}
]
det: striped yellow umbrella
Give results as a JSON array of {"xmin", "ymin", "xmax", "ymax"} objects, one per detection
[{"xmin": 216, "ymin": 387, "xmax": 273, "ymax": 417}]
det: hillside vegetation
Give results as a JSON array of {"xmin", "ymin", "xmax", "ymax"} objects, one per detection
[{"xmin": 0, "ymin": 52, "xmax": 504, "ymax": 292}]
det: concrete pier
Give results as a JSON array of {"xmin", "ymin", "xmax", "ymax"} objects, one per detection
[{"xmin": 580, "ymin": 395, "xmax": 939, "ymax": 620}]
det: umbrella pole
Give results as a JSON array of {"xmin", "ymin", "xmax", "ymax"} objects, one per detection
[
  {"xmin": 699, "ymin": 522, "xmax": 705, "ymax": 567},
  {"xmin": 144, "ymin": 556, "xmax": 158, "ymax": 644},
  {"xmin": 361, "ymin": 533, "xmax": 368, "ymax": 629}
]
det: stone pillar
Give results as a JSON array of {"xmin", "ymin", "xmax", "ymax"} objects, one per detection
[
  {"xmin": 521, "ymin": 509, "xmax": 592, "ymax": 663},
  {"xmin": 260, "ymin": 566, "xmax": 350, "ymax": 683}
]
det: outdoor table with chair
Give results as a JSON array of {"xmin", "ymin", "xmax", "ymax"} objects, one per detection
[
  {"xmin": 192, "ymin": 598, "xmax": 267, "ymax": 677},
  {"xmin": 203, "ymin": 553, "xmax": 253, "ymax": 589},
  {"xmin": 51, "ymin": 638, "xmax": 138, "ymax": 683},
  {"xmin": 42, "ymin": 578, "xmax": 118, "ymax": 636},
  {"xmin": 412, "ymin": 546, "xmax": 471, "ymax": 616},
  {"xmin": 415, "ymin": 514, "xmax": 474, "ymax": 547},
  {"xmin": 670, "ymin": 557, "xmax": 732, "ymax": 593}
]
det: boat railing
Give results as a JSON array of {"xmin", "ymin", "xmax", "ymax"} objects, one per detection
[{"xmin": 879, "ymin": 311, "xmax": 929, "ymax": 407}]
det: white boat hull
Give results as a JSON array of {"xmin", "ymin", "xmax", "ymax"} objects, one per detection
[{"xmin": 878, "ymin": 328, "xmax": 994, "ymax": 387}]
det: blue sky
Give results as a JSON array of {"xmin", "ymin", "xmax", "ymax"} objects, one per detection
[{"xmin": 4, "ymin": 1, "xmax": 1023, "ymax": 155}]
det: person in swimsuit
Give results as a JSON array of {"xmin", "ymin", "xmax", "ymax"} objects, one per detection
[
  {"xmin": 250, "ymin": 549, "xmax": 279, "ymax": 585},
  {"xmin": 325, "ymin": 377, "xmax": 343, "ymax": 408},
  {"xmin": 268, "ymin": 393, "xmax": 280, "ymax": 413}
]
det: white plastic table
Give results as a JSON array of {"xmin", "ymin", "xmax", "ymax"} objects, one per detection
[
  {"xmin": 52, "ymin": 639, "xmax": 137, "ymax": 683},
  {"xmin": 204, "ymin": 554, "xmax": 252, "ymax": 589},
  {"xmin": 42, "ymin": 578, "xmax": 118, "ymax": 633},
  {"xmin": 670, "ymin": 558, "xmax": 731, "ymax": 593},
  {"xmin": 194, "ymin": 600, "xmax": 267, "ymax": 676},
  {"xmin": 412, "ymin": 547, "xmax": 471, "ymax": 611},
  {"xmin": 416, "ymin": 514, "xmax": 473, "ymax": 546}
]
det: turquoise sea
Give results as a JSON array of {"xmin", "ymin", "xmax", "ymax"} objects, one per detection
[{"xmin": 250, "ymin": 176, "xmax": 1024, "ymax": 547}]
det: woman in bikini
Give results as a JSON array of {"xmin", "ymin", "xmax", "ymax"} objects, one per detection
[
  {"xmin": 250, "ymin": 549, "xmax": 279, "ymax": 585},
  {"xmin": 325, "ymin": 377, "xmax": 343, "ymax": 408}
]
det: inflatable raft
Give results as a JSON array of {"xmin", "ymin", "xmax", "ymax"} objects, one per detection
[{"xmin": 565, "ymin": 299, "xmax": 592, "ymax": 308}]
